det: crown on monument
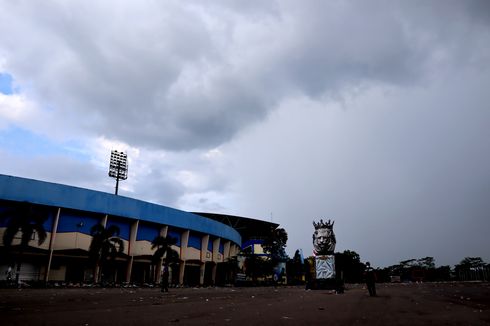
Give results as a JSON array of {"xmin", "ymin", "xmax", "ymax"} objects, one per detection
[{"xmin": 313, "ymin": 219, "xmax": 334, "ymax": 230}]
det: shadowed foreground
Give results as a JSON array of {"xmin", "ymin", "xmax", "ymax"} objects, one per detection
[{"xmin": 1, "ymin": 283, "xmax": 489, "ymax": 325}]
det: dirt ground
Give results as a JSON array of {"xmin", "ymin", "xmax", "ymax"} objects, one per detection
[{"xmin": 1, "ymin": 282, "xmax": 489, "ymax": 325}]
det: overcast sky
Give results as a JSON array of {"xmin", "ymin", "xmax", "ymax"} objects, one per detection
[{"xmin": 1, "ymin": 0, "xmax": 489, "ymax": 267}]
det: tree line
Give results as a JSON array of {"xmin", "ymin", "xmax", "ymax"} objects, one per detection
[{"xmin": 286, "ymin": 252, "xmax": 490, "ymax": 284}]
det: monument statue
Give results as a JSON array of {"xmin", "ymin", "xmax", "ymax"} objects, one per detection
[
  {"xmin": 312, "ymin": 219, "xmax": 336, "ymax": 280},
  {"xmin": 312, "ymin": 219, "xmax": 336, "ymax": 255}
]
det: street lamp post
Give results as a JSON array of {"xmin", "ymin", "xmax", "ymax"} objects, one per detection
[{"xmin": 108, "ymin": 150, "xmax": 128, "ymax": 195}]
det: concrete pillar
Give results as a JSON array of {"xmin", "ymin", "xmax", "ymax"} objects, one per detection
[
  {"xmin": 212, "ymin": 238, "xmax": 220, "ymax": 262},
  {"xmin": 125, "ymin": 220, "xmax": 139, "ymax": 283},
  {"xmin": 94, "ymin": 215, "xmax": 109, "ymax": 283},
  {"xmin": 179, "ymin": 260, "xmax": 186, "ymax": 285},
  {"xmin": 212, "ymin": 238, "xmax": 220, "ymax": 284},
  {"xmin": 212, "ymin": 263, "xmax": 217, "ymax": 285},
  {"xmin": 231, "ymin": 244, "xmax": 239, "ymax": 257},
  {"xmin": 228, "ymin": 244, "xmax": 234, "ymax": 258},
  {"xmin": 180, "ymin": 230, "xmax": 189, "ymax": 259},
  {"xmin": 198, "ymin": 235, "xmax": 210, "ymax": 286},
  {"xmin": 126, "ymin": 256, "xmax": 133, "ymax": 283},
  {"xmin": 201, "ymin": 234, "xmax": 210, "ymax": 261},
  {"xmin": 223, "ymin": 241, "xmax": 230, "ymax": 260},
  {"xmin": 44, "ymin": 207, "xmax": 61, "ymax": 282},
  {"xmin": 200, "ymin": 262, "xmax": 205, "ymax": 285},
  {"xmin": 101, "ymin": 215, "xmax": 108, "ymax": 227},
  {"xmin": 155, "ymin": 226, "xmax": 169, "ymax": 284},
  {"xmin": 179, "ymin": 230, "xmax": 189, "ymax": 285}
]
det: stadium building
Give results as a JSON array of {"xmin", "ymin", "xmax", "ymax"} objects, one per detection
[{"xmin": 0, "ymin": 174, "xmax": 278, "ymax": 286}]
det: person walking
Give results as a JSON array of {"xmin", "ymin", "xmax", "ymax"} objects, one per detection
[
  {"xmin": 364, "ymin": 262, "xmax": 377, "ymax": 297},
  {"xmin": 6, "ymin": 266, "xmax": 13, "ymax": 286},
  {"xmin": 161, "ymin": 264, "xmax": 169, "ymax": 293}
]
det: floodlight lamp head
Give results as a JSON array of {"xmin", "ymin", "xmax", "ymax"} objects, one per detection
[{"xmin": 108, "ymin": 150, "xmax": 128, "ymax": 180}]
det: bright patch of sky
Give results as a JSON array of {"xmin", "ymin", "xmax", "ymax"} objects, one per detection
[
  {"xmin": 0, "ymin": 73, "xmax": 14, "ymax": 95},
  {"xmin": 0, "ymin": 127, "xmax": 90, "ymax": 161}
]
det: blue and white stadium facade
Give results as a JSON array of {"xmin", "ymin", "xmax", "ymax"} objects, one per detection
[{"xmin": 0, "ymin": 174, "xmax": 274, "ymax": 286}]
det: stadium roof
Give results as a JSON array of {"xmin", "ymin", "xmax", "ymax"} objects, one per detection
[{"xmin": 192, "ymin": 212, "xmax": 279, "ymax": 241}]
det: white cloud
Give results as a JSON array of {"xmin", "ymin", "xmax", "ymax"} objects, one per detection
[{"xmin": 0, "ymin": 94, "xmax": 37, "ymax": 129}]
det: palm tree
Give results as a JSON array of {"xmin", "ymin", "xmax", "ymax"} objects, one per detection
[
  {"xmin": 88, "ymin": 224, "xmax": 124, "ymax": 284},
  {"xmin": 151, "ymin": 235, "xmax": 179, "ymax": 283},
  {"xmin": 242, "ymin": 250, "xmax": 268, "ymax": 284},
  {"xmin": 223, "ymin": 255, "xmax": 240, "ymax": 285},
  {"xmin": 262, "ymin": 227, "xmax": 288, "ymax": 262},
  {"xmin": 261, "ymin": 227, "xmax": 288, "ymax": 281},
  {"xmin": 2, "ymin": 202, "xmax": 48, "ymax": 285}
]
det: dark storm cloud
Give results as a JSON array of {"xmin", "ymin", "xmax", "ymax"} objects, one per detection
[
  {"xmin": 227, "ymin": 64, "xmax": 490, "ymax": 266},
  {"xmin": 3, "ymin": 1, "xmax": 488, "ymax": 152}
]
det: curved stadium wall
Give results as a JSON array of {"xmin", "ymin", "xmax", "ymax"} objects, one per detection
[{"xmin": 0, "ymin": 174, "xmax": 241, "ymax": 286}]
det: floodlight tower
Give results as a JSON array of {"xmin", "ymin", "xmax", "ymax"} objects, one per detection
[{"xmin": 108, "ymin": 150, "xmax": 128, "ymax": 195}]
